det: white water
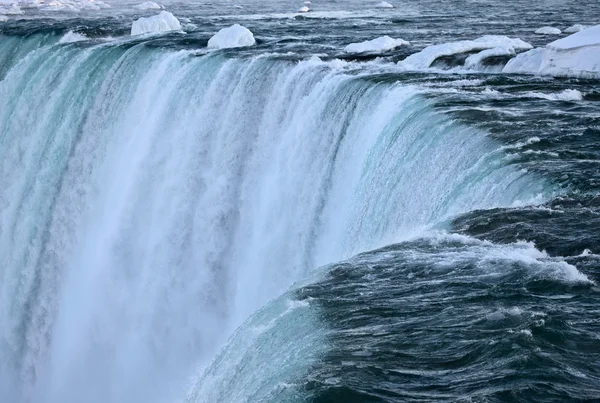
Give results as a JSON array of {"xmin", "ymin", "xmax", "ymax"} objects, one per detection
[{"xmin": 0, "ymin": 38, "xmax": 549, "ymax": 403}]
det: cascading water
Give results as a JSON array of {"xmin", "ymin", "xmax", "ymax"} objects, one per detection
[{"xmin": 0, "ymin": 36, "xmax": 550, "ymax": 403}]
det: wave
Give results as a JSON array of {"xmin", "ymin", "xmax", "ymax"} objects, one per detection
[{"xmin": 0, "ymin": 35, "xmax": 551, "ymax": 403}]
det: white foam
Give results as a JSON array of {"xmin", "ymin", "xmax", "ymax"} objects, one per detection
[
  {"xmin": 376, "ymin": 1, "xmax": 394, "ymax": 8},
  {"xmin": 535, "ymin": 26, "xmax": 562, "ymax": 35},
  {"xmin": 134, "ymin": 1, "xmax": 162, "ymax": 10},
  {"xmin": 207, "ymin": 24, "xmax": 256, "ymax": 49},
  {"xmin": 564, "ymin": 24, "xmax": 587, "ymax": 33},
  {"xmin": 58, "ymin": 30, "xmax": 87, "ymax": 43},
  {"xmin": 398, "ymin": 35, "xmax": 532, "ymax": 70},
  {"xmin": 130, "ymin": 11, "xmax": 181, "ymax": 36},
  {"xmin": 503, "ymin": 25, "xmax": 600, "ymax": 78},
  {"xmin": 526, "ymin": 89, "xmax": 583, "ymax": 101},
  {"xmin": 344, "ymin": 35, "xmax": 409, "ymax": 53}
]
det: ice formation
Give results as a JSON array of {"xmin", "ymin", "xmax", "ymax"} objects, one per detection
[
  {"xmin": 131, "ymin": 11, "xmax": 182, "ymax": 36},
  {"xmin": 344, "ymin": 36, "xmax": 409, "ymax": 53},
  {"xmin": 398, "ymin": 35, "xmax": 532, "ymax": 70},
  {"xmin": 464, "ymin": 47, "xmax": 514, "ymax": 69},
  {"xmin": 535, "ymin": 26, "xmax": 561, "ymax": 35},
  {"xmin": 503, "ymin": 24, "xmax": 600, "ymax": 78},
  {"xmin": 135, "ymin": 1, "xmax": 162, "ymax": 10},
  {"xmin": 564, "ymin": 24, "xmax": 587, "ymax": 33},
  {"xmin": 207, "ymin": 24, "xmax": 256, "ymax": 49}
]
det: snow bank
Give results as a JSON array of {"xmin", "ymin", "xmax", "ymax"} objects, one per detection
[
  {"xmin": 59, "ymin": 30, "xmax": 87, "ymax": 43},
  {"xmin": 344, "ymin": 35, "xmax": 409, "ymax": 53},
  {"xmin": 565, "ymin": 24, "xmax": 587, "ymax": 33},
  {"xmin": 464, "ymin": 46, "xmax": 514, "ymax": 69},
  {"xmin": 376, "ymin": 1, "xmax": 394, "ymax": 8},
  {"xmin": 207, "ymin": 24, "xmax": 256, "ymax": 49},
  {"xmin": 503, "ymin": 25, "xmax": 600, "ymax": 78},
  {"xmin": 398, "ymin": 35, "xmax": 532, "ymax": 70},
  {"xmin": 535, "ymin": 26, "xmax": 561, "ymax": 35},
  {"xmin": 131, "ymin": 11, "xmax": 181, "ymax": 36},
  {"xmin": 135, "ymin": 1, "xmax": 162, "ymax": 10}
]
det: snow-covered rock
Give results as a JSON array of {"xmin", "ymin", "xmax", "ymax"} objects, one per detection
[
  {"xmin": 535, "ymin": 26, "xmax": 561, "ymax": 35},
  {"xmin": 398, "ymin": 35, "xmax": 532, "ymax": 70},
  {"xmin": 135, "ymin": 1, "xmax": 162, "ymax": 10},
  {"xmin": 207, "ymin": 24, "xmax": 256, "ymax": 49},
  {"xmin": 131, "ymin": 11, "xmax": 181, "ymax": 36},
  {"xmin": 464, "ymin": 47, "xmax": 514, "ymax": 69},
  {"xmin": 344, "ymin": 35, "xmax": 409, "ymax": 53},
  {"xmin": 503, "ymin": 24, "xmax": 600, "ymax": 78},
  {"xmin": 376, "ymin": 1, "xmax": 394, "ymax": 8},
  {"xmin": 564, "ymin": 24, "xmax": 587, "ymax": 33},
  {"xmin": 297, "ymin": 5, "xmax": 309, "ymax": 12}
]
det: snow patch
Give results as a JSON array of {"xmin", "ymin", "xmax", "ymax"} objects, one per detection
[
  {"xmin": 503, "ymin": 25, "xmax": 600, "ymax": 78},
  {"xmin": 398, "ymin": 35, "xmax": 532, "ymax": 70},
  {"xmin": 58, "ymin": 30, "xmax": 87, "ymax": 43},
  {"xmin": 207, "ymin": 24, "xmax": 256, "ymax": 49},
  {"xmin": 344, "ymin": 35, "xmax": 409, "ymax": 53},
  {"xmin": 376, "ymin": 1, "xmax": 394, "ymax": 8},
  {"xmin": 131, "ymin": 11, "xmax": 181, "ymax": 36},
  {"xmin": 135, "ymin": 1, "xmax": 162, "ymax": 10},
  {"xmin": 535, "ymin": 26, "xmax": 561, "ymax": 35}
]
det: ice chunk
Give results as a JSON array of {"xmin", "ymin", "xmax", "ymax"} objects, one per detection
[
  {"xmin": 503, "ymin": 24, "xmax": 600, "ymax": 78},
  {"xmin": 207, "ymin": 24, "xmax": 256, "ymax": 49},
  {"xmin": 464, "ymin": 47, "xmax": 514, "ymax": 69},
  {"xmin": 376, "ymin": 1, "xmax": 394, "ymax": 8},
  {"xmin": 344, "ymin": 35, "xmax": 409, "ymax": 53},
  {"xmin": 59, "ymin": 30, "xmax": 87, "ymax": 43},
  {"xmin": 548, "ymin": 24, "xmax": 600, "ymax": 49},
  {"xmin": 131, "ymin": 11, "xmax": 181, "ymax": 36},
  {"xmin": 297, "ymin": 5, "xmax": 309, "ymax": 12},
  {"xmin": 135, "ymin": 1, "xmax": 162, "ymax": 10},
  {"xmin": 535, "ymin": 26, "xmax": 561, "ymax": 35},
  {"xmin": 564, "ymin": 24, "xmax": 587, "ymax": 33},
  {"xmin": 398, "ymin": 35, "xmax": 532, "ymax": 70}
]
